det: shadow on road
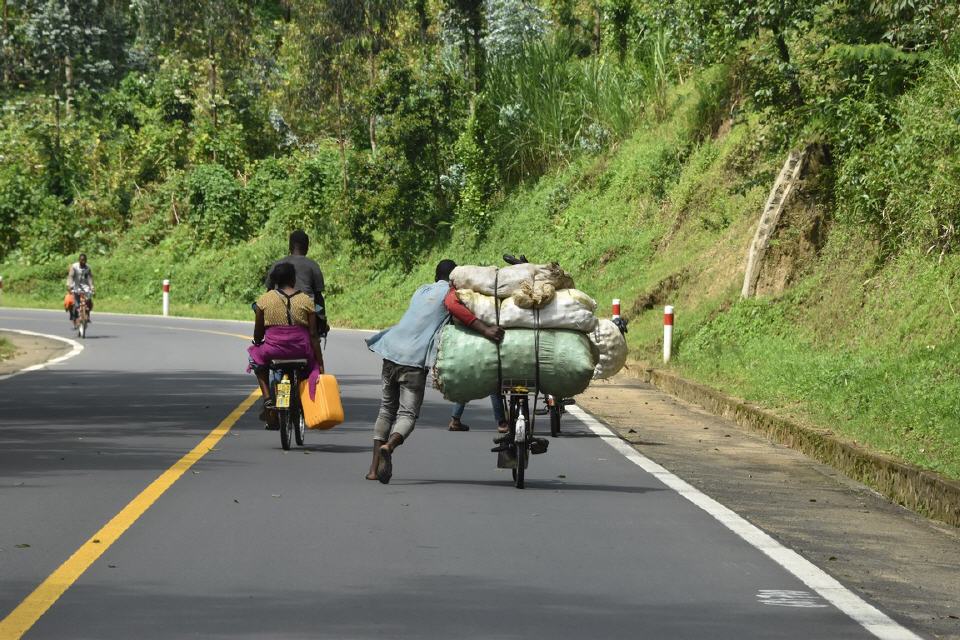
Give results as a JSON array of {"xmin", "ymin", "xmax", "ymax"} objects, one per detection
[
  {"xmin": 396, "ymin": 478, "xmax": 665, "ymax": 495},
  {"xmin": 0, "ymin": 369, "xmax": 385, "ymax": 480}
]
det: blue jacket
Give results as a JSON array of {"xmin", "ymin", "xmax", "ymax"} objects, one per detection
[{"xmin": 365, "ymin": 280, "xmax": 451, "ymax": 369}]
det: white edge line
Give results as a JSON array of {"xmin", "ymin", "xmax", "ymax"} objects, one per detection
[
  {"xmin": 566, "ymin": 404, "xmax": 922, "ymax": 640},
  {"xmin": 0, "ymin": 328, "xmax": 84, "ymax": 381},
  {"xmin": 0, "ymin": 307, "xmax": 379, "ymax": 333}
]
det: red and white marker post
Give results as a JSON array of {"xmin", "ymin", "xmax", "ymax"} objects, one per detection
[
  {"xmin": 162, "ymin": 279, "xmax": 170, "ymax": 317},
  {"xmin": 612, "ymin": 298, "xmax": 621, "ymax": 319},
  {"xmin": 663, "ymin": 305, "xmax": 674, "ymax": 363}
]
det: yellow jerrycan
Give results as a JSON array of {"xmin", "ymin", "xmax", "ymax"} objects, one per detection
[{"xmin": 299, "ymin": 374, "xmax": 344, "ymax": 430}]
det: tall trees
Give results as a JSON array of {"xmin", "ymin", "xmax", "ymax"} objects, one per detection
[{"xmin": 133, "ymin": 0, "xmax": 254, "ymax": 128}]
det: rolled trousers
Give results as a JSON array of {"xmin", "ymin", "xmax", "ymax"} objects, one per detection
[{"xmin": 373, "ymin": 359, "xmax": 427, "ymax": 441}]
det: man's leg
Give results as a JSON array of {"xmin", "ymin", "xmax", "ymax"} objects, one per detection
[
  {"xmin": 376, "ymin": 366, "xmax": 426, "ymax": 484},
  {"xmin": 368, "ymin": 360, "xmax": 399, "ymax": 480},
  {"xmin": 449, "ymin": 401, "xmax": 469, "ymax": 431}
]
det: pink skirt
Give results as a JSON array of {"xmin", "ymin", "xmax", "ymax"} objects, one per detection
[{"xmin": 247, "ymin": 325, "xmax": 321, "ymax": 398}]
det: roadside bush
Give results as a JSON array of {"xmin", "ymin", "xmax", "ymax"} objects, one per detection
[
  {"xmin": 184, "ymin": 164, "xmax": 247, "ymax": 245},
  {"xmin": 836, "ymin": 57, "xmax": 960, "ymax": 256},
  {"xmin": 0, "ymin": 163, "xmax": 44, "ymax": 259},
  {"xmin": 246, "ymin": 158, "xmax": 293, "ymax": 230}
]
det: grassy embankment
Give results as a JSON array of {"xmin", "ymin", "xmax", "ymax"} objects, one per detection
[{"xmin": 2, "ymin": 69, "xmax": 958, "ymax": 480}]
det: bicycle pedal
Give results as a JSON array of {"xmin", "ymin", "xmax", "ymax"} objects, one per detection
[
  {"xmin": 491, "ymin": 443, "xmax": 512, "ymax": 453},
  {"xmin": 492, "ymin": 433, "xmax": 511, "ymax": 445},
  {"xmin": 533, "ymin": 408, "xmax": 549, "ymax": 415},
  {"xmin": 530, "ymin": 438, "xmax": 549, "ymax": 455}
]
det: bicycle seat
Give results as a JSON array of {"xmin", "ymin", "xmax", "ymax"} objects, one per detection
[{"xmin": 269, "ymin": 358, "xmax": 308, "ymax": 370}]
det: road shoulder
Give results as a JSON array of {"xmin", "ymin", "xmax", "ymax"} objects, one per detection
[
  {"xmin": 578, "ymin": 377, "xmax": 960, "ymax": 640},
  {"xmin": 0, "ymin": 330, "xmax": 72, "ymax": 376}
]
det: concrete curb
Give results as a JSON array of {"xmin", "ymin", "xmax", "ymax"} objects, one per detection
[{"xmin": 637, "ymin": 367, "xmax": 960, "ymax": 529}]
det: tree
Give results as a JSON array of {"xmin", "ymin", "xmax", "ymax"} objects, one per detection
[
  {"xmin": 441, "ymin": 0, "xmax": 486, "ymax": 91},
  {"xmin": 483, "ymin": 0, "xmax": 549, "ymax": 61},
  {"xmin": 133, "ymin": 0, "xmax": 254, "ymax": 128},
  {"xmin": 19, "ymin": 0, "xmax": 125, "ymax": 110}
]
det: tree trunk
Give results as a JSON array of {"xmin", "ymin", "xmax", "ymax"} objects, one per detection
[
  {"xmin": 469, "ymin": 3, "xmax": 484, "ymax": 92},
  {"xmin": 593, "ymin": 6, "xmax": 602, "ymax": 56},
  {"xmin": 335, "ymin": 73, "xmax": 348, "ymax": 192},
  {"xmin": 773, "ymin": 29, "xmax": 803, "ymax": 106},
  {"xmin": 208, "ymin": 32, "xmax": 218, "ymax": 130},
  {"xmin": 414, "ymin": 0, "xmax": 428, "ymax": 42},
  {"xmin": 2, "ymin": 0, "xmax": 9, "ymax": 86},
  {"xmin": 368, "ymin": 48, "xmax": 377, "ymax": 157},
  {"xmin": 63, "ymin": 55, "xmax": 73, "ymax": 116}
]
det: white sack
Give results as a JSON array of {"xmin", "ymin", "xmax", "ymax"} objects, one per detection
[
  {"xmin": 456, "ymin": 289, "xmax": 599, "ymax": 333},
  {"xmin": 454, "ymin": 289, "xmax": 499, "ymax": 325},
  {"xmin": 451, "ymin": 263, "xmax": 575, "ymax": 299},
  {"xmin": 500, "ymin": 289, "xmax": 598, "ymax": 332},
  {"xmin": 589, "ymin": 318, "xmax": 628, "ymax": 379}
]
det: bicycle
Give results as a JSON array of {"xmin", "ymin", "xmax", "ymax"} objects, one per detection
[
  {"xmin": 71, "ymin": 285, "xmax": 92, "ymax": 339},
  {"xmin": 540, "ymin": 393, "xmax": 575, "ymax": 438},
  {"xmin": 493, "ymin": 380, "xmax": 550, "ymax": 489},
  {"xmin": 269, "ymin": 358, "xmax": 308, "ymax": 450}
]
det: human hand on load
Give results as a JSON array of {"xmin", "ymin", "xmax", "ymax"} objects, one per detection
[{"xmin": 470, "ymin": 318, "xmax": 504, "ymax": 344}]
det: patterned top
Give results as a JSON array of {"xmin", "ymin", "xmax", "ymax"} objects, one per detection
[{"xmin": 256, "ymin": 290, "xmax": 314, "ymax": 327}]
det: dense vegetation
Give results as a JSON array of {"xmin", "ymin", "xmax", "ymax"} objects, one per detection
[{"xmin": 1, "ymin": 1, "xmax": 958, "ymax": 478}]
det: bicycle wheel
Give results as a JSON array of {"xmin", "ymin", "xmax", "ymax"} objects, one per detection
[
  {"xmin": 294, "ymin": 406, "xmax": 305, "ymax": 446},
  {"xmin": 514, "ymin": 397, "xmax": 529, "ymax": 489},
  {"xmin": 549, "ymin": 404, "xmax": 561, "ymax": 438},
  {"xmin": 279, "ymin": 409, "xmax": 293, "ymax": 450},
  {"xmin": 77, "ymin": 305, "xmax": 87, "ymax": 338}
]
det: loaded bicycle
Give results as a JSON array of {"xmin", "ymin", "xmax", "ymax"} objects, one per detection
[
  {"xmin": 268, "ymin": 358, "xmax": 308, "ymax": 450},
  {"xmin": 70, "ymin": 285, "xmax": 92, "ymax": 338},
  {"xmin": 492, "ymin": 379, "xmax": 550, "ymax": 489}
]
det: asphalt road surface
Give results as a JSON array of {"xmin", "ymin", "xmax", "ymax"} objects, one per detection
[{"xmin": 0, "ymin": 309, "xmax": 923, "ymax": 639}]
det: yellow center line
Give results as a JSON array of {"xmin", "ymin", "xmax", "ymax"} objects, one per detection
[{"xmin": 0, "ymin": 388, "xmax": 260, "ymax": 640}]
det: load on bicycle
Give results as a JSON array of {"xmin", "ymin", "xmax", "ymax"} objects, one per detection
[{"xmin": 433, "ymin": 258, "xmax": 627, "ymax": 488}]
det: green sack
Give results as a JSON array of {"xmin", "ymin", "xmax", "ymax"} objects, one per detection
[{"xmin": 434, "ymin": 324, "xmax": 597, "ymax": 403}]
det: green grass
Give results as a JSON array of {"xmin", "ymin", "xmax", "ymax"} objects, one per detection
[
  {"xmin": 0, "ymin": 335, "xmax": 14, "ymax": 361},
  {"xmin": 3, "ymin": 70, "xmax": 958, "ymax": 480}
]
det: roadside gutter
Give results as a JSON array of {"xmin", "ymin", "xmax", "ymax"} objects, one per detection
[{"xmin": 634, "ymin": 366, "xmax": 960, "ymax": 529}]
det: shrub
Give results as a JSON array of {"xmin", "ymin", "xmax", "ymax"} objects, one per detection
[{"xmin": 184, "ymin": 164, "xmax": 247, "ymax": 245}]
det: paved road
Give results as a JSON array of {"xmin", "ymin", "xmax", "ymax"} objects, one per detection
[{"xmin": 0, "ymin": 309, "xmax": 920, "ymax": 639}]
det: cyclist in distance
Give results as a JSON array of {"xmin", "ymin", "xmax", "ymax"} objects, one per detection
[
  {"xmin": 65, "ymin": 253, "xmax": 94, "ymax": 328},
  {"xmin": 266, "ymin": 230, "xmax": 329, "ymax": 339}
]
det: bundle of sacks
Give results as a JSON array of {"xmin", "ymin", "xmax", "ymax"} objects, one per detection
[{"xmin": 434, "ymin": 263, "xmax": 627, "ymax": 403}]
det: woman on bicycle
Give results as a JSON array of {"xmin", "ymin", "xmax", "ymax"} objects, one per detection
[{"xmin": 248, "ymin": 262, "xmax": 324, "ymax": 420}]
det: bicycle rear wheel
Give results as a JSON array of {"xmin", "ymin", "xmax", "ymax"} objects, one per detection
[
  {"xmin": 294, "ymin": 407, "xmax": 305, "ymax": 446},
  {"xmin": 279, "ymin": 409, "xmax": 293, "ymax": 450},
  {"xmin": 549, "ymin": 404, "xmax": 560, "ymax": 437}
]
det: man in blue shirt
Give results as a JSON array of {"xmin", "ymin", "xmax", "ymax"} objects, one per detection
[{"xmin": 365, "ymin": 259, "xmax": 504, "ymax": 484}]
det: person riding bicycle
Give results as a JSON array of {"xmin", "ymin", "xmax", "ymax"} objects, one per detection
[
  {"xmin": 248, "ymin": 262, "xmax": 324, "ymax": 425},
  {"xmin": 65, "ymin": 253, "xmax": 94, "ymax": 327},
  {"xmin": 265, "ymin": 230, "xmax": 329, "ymax": 339}
]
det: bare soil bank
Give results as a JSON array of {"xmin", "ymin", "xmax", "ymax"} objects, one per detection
[{"xmin": 0, "ymin": 330, "xmax": 71, "ymax": 376}]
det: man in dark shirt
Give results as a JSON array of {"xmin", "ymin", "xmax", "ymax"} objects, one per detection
[{"xmin": 266, "ymin": 230, "xmax": 329, "ymax": 336}]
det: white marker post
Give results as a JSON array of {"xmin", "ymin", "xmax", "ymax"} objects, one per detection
[
  {"xmin": 162, "ymin": 279, "xmax": 170, "ymax": 317},
  {"xmin": 663, "ymin": 305, "xmax": 674, "ymax": 363},
  {"xmin": 612, "ymin": 298, "xmax": 621, "ymax": 319}
]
